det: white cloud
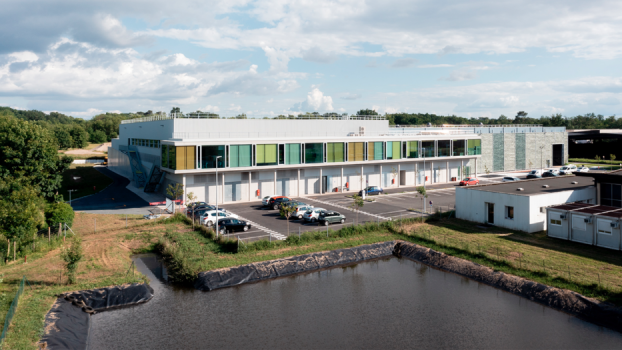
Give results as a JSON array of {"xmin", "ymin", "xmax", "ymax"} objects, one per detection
[
  {"xmin": 418, "ymin": 64, "xmax": 453, "ymax": 68},
  {"xmin": 228, "ymin": 104, "xmax": 242, "ymax": 112},
  {"xmin": 291, "ymin": 87, "xmax": 334, "ymax": 112}
]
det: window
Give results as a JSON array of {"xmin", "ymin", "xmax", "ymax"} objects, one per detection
[
  {"xmin": 597, "ymin": 219, "xmax": 612, "ymax": 235},
  {"xmin": 230, "ymin": 145, "xmax": 252, "ymax": 167},
  {"xmin": 326, "ymin": 142, "xmax": 345, "ymax": 163},
  {"xmin": 348, "ymin": 142, "xmax": 365, "ymax": 161},
  {"xmin": 279, "ymin": 144, "xmax": 285, "ymax": 165},
  {"xmin": 256, "ymin": 144, "xmax": 277, "ymax": 166},
  {"xmin": 452, "ymin": 140, "xmax": 465, "ymax": 156},
  {"xmin": 304, "ymin": 143, "xmax": 323, "ymax": 164},
  {"xmin": 175, "ymin": 146, "xmax": 195, "ymax": 170},
  {"xmin": 367, "ymin": 142, "xmax": 384, "ymax": 160},
  {"xmin": 550, "ymin": 218, "xmax": 562, "ymax": 226},
  {"xmin": 572, "ymin": 216, "xmax": 587, "ymax": 230},
  {"xmin": 421, "ymin": 141, "xmax": 434, "ymax": 158},
  {"xmin": 286, "ymin": 143, "xmax": 301, "ymax": 164},
  {"xmin": 201, "ymin": 145, "xmax": 225, "ymax": 169},
  {"xmin": 161, "ymin": 144, "xmax": 169, "ymax": 168},
  {"xmin": 600, "ymin": 183, "xmax": 621, "ymax": 207},
  {"xmin": 386, "ymin": 141, "xmax": 401, "ymax": 160},
  {"xmin": 168, "ymin": 145, "xmax": 177, "ymax": 170},
  {"xmin": 467, "ymin": 139, "xmax": 482, "ymax": 155},
  {"xmin": 406, "ymin": 141, "xmax": 418, "ymax": 158},
  {"xmin": 131, "ymin": 138, "xmax": 160, "ymax": 148},
  {"xmin": 505, "ymin": 206, "xmax": 514, "ymax": 220},
  {"xmin": 438, "ymin": 140, "xmax": 450, "ymax": 157}
]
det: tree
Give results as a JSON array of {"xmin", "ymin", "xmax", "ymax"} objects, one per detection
[
  {"xmin": 279, "ymin": 203, "xmax": 298, "ymax": 234},
  {"xmin": 357, "ymin": 109, "xmax": 378, "ymax": 116},
  {"xmin": 416, "ymin": 186, "xmax": 428, "ymax": 213},
  {"xmin": 45, "ymin": 202, "xmax": 75, "ymax": 229},
  {"xmin": 0, "ymin": 177, "xmax": 45, "ymax": 249},
  {"xmin": 167, "ymin": 183, "xmax": 185, "ymax": 211},
  {"xmin": 61, "ymin": 237, "xmax": 83, "ymax": 284},
  {"xmin": 54, "ymin": 128, "xmax": 73, "ymax": 150},
  {"xmin": 0, "ymin": 113, "xmax": 72, "ymax": 199},
  {"xmin": 186, "ymin": 192, "xmax": 197, "ymax": 229},
  {"xmin": 350, "ymin": 195, "xmax": 365, "ymax": 224},
  {"xmin": 68, "ymin": 125, "xmax": 89, "ymax": 148},
  {"xmin": 89, "ymin": 129, "xmax": 107, "ymax": 143},
  {"xmin": 611, "ymin": 154, "xmax": 617, "ymax": 162}
]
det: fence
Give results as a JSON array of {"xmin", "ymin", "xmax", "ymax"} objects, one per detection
[{"xmin": 0, "ymin": 276, "xmax": 27, "ymax": 348}]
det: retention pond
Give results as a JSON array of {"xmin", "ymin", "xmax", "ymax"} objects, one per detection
[{"xmin": 88, "ymin": 255, "xmax": 622, "ymax": 349}]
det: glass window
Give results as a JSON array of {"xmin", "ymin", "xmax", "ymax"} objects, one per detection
[
  {"xmin": 366, "ymin": 142, "xmax": 384, "ymax": 160},
  {"xmin": 438, "ymin": 140, "xmax": 450, "ymax": 157},
  {"xmin": 467, "ymin": 139, "xmax": 482, "ymax": 155},
  {"xmin": 452, "ymin": 140, "xmax": 465, "ymax": 156},
  {"xmin": 421, "ymin": 141, "xmax": 434, "ymax": 158},
  {"xmin": 168, "ymin": 145, "xmax": 177, "ymax": 170},
  {"xmin": 304, "ymin": 143, "xmax": 324, "ymax": 164},
  {"xmin": 279, "ymin": 144, "xmax": 285, "ymax": 165},
  {"xmin": 550, "ymin": 218, "xmax": 562, "ymax": 226},
  {"xmin": 161, "ymin": 145, "xmax": 169, "ymax": 168},
  {"xmin": 505, "ymin": 206, "xmax": 514, "ymax": 220},
  {"xmin": 176, "ymin": 146, "xmax": 195, "ymax": 170},
  {"xmin": 386, "ymin": 141, "xmax": 401, "ymax": 160},
  {"xmin": 230, "ymin": 145, "xmax": 252, "ymax": 167},
  {"xmin": 256, "ymin": 144, "xmax": 278, "ymax": 166},
  {"xmin": 406, "ymin": 141, "xmax": 418, "ymax": 158},
  {"xmin": 348, "ymin": 142, "xmax": 365, "ymax": 161},
  {"xmin": 286, "ymin": 143, "xmax": 301, "ymax": 164},
  {"xmin": 327, "ymin": 143, "xmax": 344, "ymax": 163},
  {"xmin": 201, "ymin": 145, "xmax": 225, "ymax": 168}
]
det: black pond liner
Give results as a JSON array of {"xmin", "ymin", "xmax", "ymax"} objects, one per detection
[
  {"xmin": 194, "ymin": 241, "xmax": 396, "ymax": 291},
  {"xmin": 394, "ymin": 241, "xmax": 622, "ymax": 334},
  {"xmin": 40, "ymin": 283, "xmax": 154, "ymax": 350}
]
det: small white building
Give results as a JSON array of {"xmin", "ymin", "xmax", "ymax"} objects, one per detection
[{"xmin": 456, "ymin": 176, "xmax": 595, "ymax": 233}]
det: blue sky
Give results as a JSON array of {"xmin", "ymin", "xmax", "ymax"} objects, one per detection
[{"xmin": 1, "ymin": 0, "xmax": 621, "ymax": 119}]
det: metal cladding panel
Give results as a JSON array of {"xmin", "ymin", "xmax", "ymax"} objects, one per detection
[
  {"xmin": 493, "ymin": 133, "xmax": 504, "ymax": 172},
  {"xmin": 515, "ymin": 133, "xmax": 526, "ymax": 170}
]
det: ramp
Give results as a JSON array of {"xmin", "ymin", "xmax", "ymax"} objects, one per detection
[
  {"xmin": 144, "ymin": 164, "xmax": 166, "ymax": 193},
  {"xmin": 127, "ymin": 149, "xmax": 147, "ymax": 188}
]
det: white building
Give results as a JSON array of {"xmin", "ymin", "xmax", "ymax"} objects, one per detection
[
  {"xmin": 456, "ymin": 176, "xmax": 595, "ymax": 233},
  {"xmin": 107, "ymin": 113, "xmax": 566, "ymax": 205}
]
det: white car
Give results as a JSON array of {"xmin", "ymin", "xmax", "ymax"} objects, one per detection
[
  {"xmin": 261, "ymin": 196, "xmax": 273, "ymax": 206},
  {"xmin": 303, "ymin": 208, "xmax": 326, "ymax": 222},
  {"xmin": 545, "ymin": 168, "xmax": 560, "ymax": 175},
  {"xmin": 577, "ymin": 166, "xmax": 589, "ymax": 172},
  {"xmin": 293, "ymin": 205, "xmax": 315, "ymax": 219},
  {"xmin": 201, "ymin": 211, "xmax": 237, "ymax": 226},
  {"xmin": 559, "ymin": 165, "xmax": 577, "ymax": 175}
]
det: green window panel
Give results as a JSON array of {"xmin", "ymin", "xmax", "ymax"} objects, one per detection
[
  {"xmin": 168, "ymin": 145, "xmax": 177, "ymax": 170},
  {"xmin": 467, "ymin": 139, "xmax": 481, "ymax": 155},
  {"xmin": 286, "ymin": 143, "xmax": 301, "ymax": 164},
  {"xmin": 327, "ymin": 142, "xmax": 344, "ymax": 163},
  {"xmin": 257, "ymin": 144, "xmax": 277, "ymax": 166},
  {"xmin": 161, "ymin": 145, "xmax": 168, "ymax": 168},
  {"xmin": 407, "ymin": 141, "xmax": 418, "ymax": 158},
  {"xmin": 374, "ymin": 142, "xmax": 384, "ymax": 160},
  {"xmin": 393, "ymin": 141, "xmax": 400, "ymax": 159},
  {"xmin": 452, "ymin": 140, "xmax": 465, "ymax": 156},
  {"xmin": 421, "ymin": 141, "xmax": 434, "ymax": 158},
  {"xmin": 201, "ymin": 145, "xmax": 225, "ymax": 168},
  {"xmin": 304, "ymin": 143, "xmax": 323, "ymax": 164},
  {"xmin": 230, "ymin": 145, "xmax": 252, "ymax": 167},
  {"xmin": 438, "ymin": 140, "xmax": 450, "ymax": 157}
]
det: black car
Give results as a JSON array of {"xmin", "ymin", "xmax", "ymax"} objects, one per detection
[
  {"xmin": 542, "ymin": 172, "xmax": 559, "ymax": 178},
  {"xmin": 526, "ymin": 174, "xmax": 542, "ymax": 179},
  {"xmin": 279, "ymin": 200, "xmax": 306, "ymax": 209},
  {"xmin": 188, "ymin": 204, "xmax": 224, "ymax": 215},
  {"xmin": 268, "ymin": 197, "xmax": 291, "ymax": 210},
  {"xmin": 217, "ymin": 218, "xmax": 251, "ymax": 234},
  {"xmin": 358, "ymin": 186, "xmax": 383, "ymax": 196}
]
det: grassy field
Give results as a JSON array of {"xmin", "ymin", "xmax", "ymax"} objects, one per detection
[
  {"xmin": 569, "ymin": 158, "xmax": 622, "ymax": 166},
  {"xmin": 2, "ymin": 212, "xmax": 622, "ymax": 348},
  {"xmin": 59, "ymin": 165, "xmax": 114, "ymax": 201}
]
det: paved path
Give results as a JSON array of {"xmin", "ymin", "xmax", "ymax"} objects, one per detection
[{"xmin": 71, "ymin": 167, "xmax": 153, "ymax": 214}]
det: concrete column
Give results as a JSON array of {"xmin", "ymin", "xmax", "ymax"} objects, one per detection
[
  {"xmin": 415, "ymin": 163, "xmax": 418, "ymax": 186},
  {"xmin": 319, "ymin": 168, "xmax": 323, "ymax": 194},
  {"xmin": 397, "ymin": 164, "xmax": 401, "ymax": 188},
  {"xmin": 461, "ymin": 159, "xmax": 464, "ymax": 180},
  {"xmin": 341, "ymin": 167, "xmax": 344, "ymax": 192},
  {"xmin": 298, "ymin": 169, "xmax": 301, "ymax": 197},
  {"xmin": 475, "ymin": 158, "xmax": 478, "ymax": 177},
  {"xmin": 182, "ymin": 174, "xmax": 187, "ymax": 205},
  {"xmin": 431, "ymin": 161, "xmax": 434, "ymax": 184},
  {"xmin": 361, "ymin": 166, "xmax": 364, "ymax": 191},
  {"xmin": 379, "ymin": 165, "xmax": 382, "ymax": 188},
  {"xmin": 446, "ymin": 161, "xmax": 449, "ymax": 183},
  {"xmin": 274, "ymin": 170, "xmax": 277, "ymax": 196},
  {"xmin": 221, "ymin": 173, "xmax": 225, "ymax": 204},
  {"xmin": 248, "ymin": 171, "xmax": 252, "ymax": 200}
]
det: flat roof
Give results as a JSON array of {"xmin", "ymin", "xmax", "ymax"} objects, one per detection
[
  {"xmin": 462, "ymin": 176, "xmax": 594, "ymax": 196},
  {"xmin": 548, "ymin": 203, "xmax": 622, "ymax": 218}
]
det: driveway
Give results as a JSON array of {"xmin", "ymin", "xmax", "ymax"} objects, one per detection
[{"xmin": 71, "ymin": 167, "xmax": 152, "ymax": 214}]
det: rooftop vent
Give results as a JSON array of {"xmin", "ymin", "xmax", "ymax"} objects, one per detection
[
  {"xmin": 571, "ymin": 181, "xmax": 578, "ymax": 184},
  {"xmin": 542, "ymin": 185, "xmax": 549, "ymax": 188},
  {"xmin": 517, "ymin": 188, "xmax": 524, "ymax": 191}
]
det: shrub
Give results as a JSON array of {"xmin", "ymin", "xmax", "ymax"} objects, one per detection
[
  {"xmin": 45, "ymin": 202, "xmax": 75, "ymax": 228},
  {"xmin": 61, "ymin": 237, "xmax": 83, "ymax": 284}
]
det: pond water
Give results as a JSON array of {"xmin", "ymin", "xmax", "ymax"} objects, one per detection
[{"xmin": 88, "ymin": 255, "xmax": 622, "ymax": 349}]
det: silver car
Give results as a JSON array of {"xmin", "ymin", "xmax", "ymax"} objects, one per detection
[{"xmin": 502, "ymin": 176, "xmax": 521, "ymax": 182}]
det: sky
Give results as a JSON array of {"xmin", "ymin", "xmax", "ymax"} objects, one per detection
[{"xmin": 1, "ymin": 0, "xmax": 622, "ymax": 119}]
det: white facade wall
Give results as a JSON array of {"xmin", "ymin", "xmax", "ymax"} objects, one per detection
[{"xmin": 456, "ymin": 186, "xmax": 596, "ymax": 233}]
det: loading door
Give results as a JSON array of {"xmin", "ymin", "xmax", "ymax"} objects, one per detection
[{"xmin": 553, "ymin": 144, "xmax": 563, "ymax": 166}]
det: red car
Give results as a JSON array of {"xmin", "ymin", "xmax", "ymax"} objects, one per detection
[{"xmin": 459, "ymin": 177, "xmax": 479, "ymax": 186}]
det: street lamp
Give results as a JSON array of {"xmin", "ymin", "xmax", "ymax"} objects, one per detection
[
  {"xmin": 68, "ymin": 189, "xmax": 77, "ymax": 207},
  {"xmin": 215, "ymin": 156, "xmax": 222, "ymax": 238}
]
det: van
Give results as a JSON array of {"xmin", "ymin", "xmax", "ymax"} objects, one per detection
[{"xmin": 559, "ymin": 165, "xmax": 577, "ymax": 175}]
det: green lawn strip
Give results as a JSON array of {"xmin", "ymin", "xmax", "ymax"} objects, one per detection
[
  {"xmin": 2, "ymin": 273, "xmax": 144, "ymax": 350},
  {"xmin": 569, "ymin": 158, "xmax": 622, "ymax": 165},
  {"xmin": 59, "ymin": 165, "xmax": 113, "ymax": 201}
]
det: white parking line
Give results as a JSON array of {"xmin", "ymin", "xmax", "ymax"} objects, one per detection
[
  {"xmin": 229, "ymin": 214, "xmax": 288, "ymax": 240},
  {"xmin": 299, "ymin": 196, "xmax": 391, "ymax": 221}
]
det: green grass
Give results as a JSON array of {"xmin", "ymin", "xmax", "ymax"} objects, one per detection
[
  {"xmin": 569, "ymin": 158, "xmax": 622, "ymax": 165},
  {"xmin": 59, "ymin": 165, "xmax": 113, "ymax": 201}
]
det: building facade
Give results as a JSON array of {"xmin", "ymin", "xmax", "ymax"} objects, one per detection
[{"xmin": 108, "ymin": 115, "xmax": 567, "ymax": 204}]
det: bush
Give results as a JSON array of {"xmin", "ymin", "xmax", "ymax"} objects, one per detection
[
  {"xmin": 61, "ymin": 237, "xmax": 83, "ymax": 284},
  {"xmin": 45, "ymin": 202, "xmax": 75, "ymax": 228}
]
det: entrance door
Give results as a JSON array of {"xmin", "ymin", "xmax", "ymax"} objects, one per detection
[
  {"xmin": 552, "ymin": 144, "xmax": 563, "ymax": 166},
  {"xmin": 400, "ymin": 170, "xmax": 406, "ymax": 186},
  {"xmin": 487, "ymin": 203, "xmax": 495, "ymax": 224}
]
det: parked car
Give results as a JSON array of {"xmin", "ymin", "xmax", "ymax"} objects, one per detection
[
  {"xmin": 542, "ymin": 170, "xmax": 559, "ymax": 178},
  {"xmin": 217, "ymin": 218, "xmax": 251, "ymax": 234},
  {"xmin": 559, "ymin": 165, "xmax": 577, "ymax": 175},
  {"xmin": 268, "ymin": 196, "xmax": 290, "ymax": 210},
  {"xmin": 261, "ymin": 196, "xmax": 273, "ymax": 206},
  {"xmin": 526, "ymin": 170, "xmax": 543, "ymax": 179},
  {"xmin": 318, "ymin": 211, "xmax": 346, "ymax": 226},
  {"xmin": 263, "ymin": 195, "xmax": 286, "ymax": 207},
  {"xmin": 187, "ymin": 201, "xmax": 208, "ymax": 209},
  {"xmin": 358, "ymin": 186, "xmax": 383, "ymax": 196},
  {"xmin": 545, "ymin": 168, "xmax": 560, "ymax": 175},
  {"xmin": 502, "ymin": 176, "xmax": 521, "ymax": 182},
  {"xmin": 577, "ymin": 166, "xmax": 590, "ymax": 172},
  {"xmin": 293, "ymin": 205, "xmax": 315, "ymax": 219},
  {"xmin": 201, "ymin": 211, "xmax": 235, "ymax": 226},
  {"xmin": 459, "ymin": 177, "xmax": 479, "ymax": 186},
  {"xmin": 303, "ymin": 208, "xmax": 327, "ymax": 222},
  {"xmin": 188, "ymin": 204, "xmax": 224, "ymax": 216}
]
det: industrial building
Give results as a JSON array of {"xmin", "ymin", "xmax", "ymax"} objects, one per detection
[
  {"xmin": 107, "ymin": 113, "xmax": 568, "ymax": 204},
  {"xmin": 456, "ymin": 176, "xmax": 595, "ymax": 233}
]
